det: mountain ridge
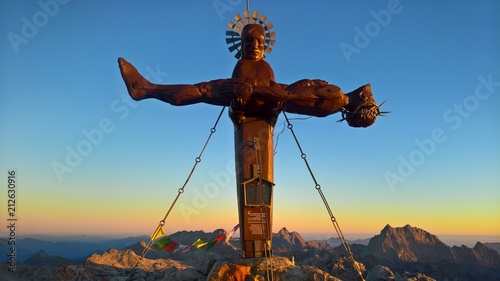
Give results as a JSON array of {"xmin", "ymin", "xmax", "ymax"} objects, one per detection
[{"xmin": 2, "ymin": 225, "xmax": 499, "ymax": 281}]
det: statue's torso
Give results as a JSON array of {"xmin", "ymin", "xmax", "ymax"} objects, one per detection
[
  {"xmin": 232, "ymin": 59, "xmax": 275, "ymax": 85},
  {"xmin": 230, "ymin": 59, "xmax": 279, "ymax": 123}
]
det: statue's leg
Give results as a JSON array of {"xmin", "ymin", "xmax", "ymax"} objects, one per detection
[{"xmin": 118, "ymin": 58, "xmax": 223, "ymax": 106}]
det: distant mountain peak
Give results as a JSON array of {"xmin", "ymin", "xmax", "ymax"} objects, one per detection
[
  {"xmin": 24, "ymin": 250, "xmax": 74, "ymax": 267},
  {"xmin": 272, "ymin": 227, "xmax": 307, "ymax": 251},
  {"xmin": 381, "ymin": 224, "xmax": 393, "ymax": 232},
  {"xmin": 379, "ymin": 224, "xmax": 442, "ymax": 243},
  {"xmin": 368, "ymin": 224, "xmax": 452, "ymax": 263},
  {"xmin": 32, "ymin": 250, "xmax": 48, "ymax": 257},
  {"xmin": 277, "ymin": 227, "xmax": 290, "ymax": 235}
]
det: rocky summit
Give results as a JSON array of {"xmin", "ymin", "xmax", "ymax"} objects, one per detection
[
  {"xmin": 367, "ymin": 224, "xmax": 454, "ymax": 263},
  {"xmin": 362, "ymin": 225, "xmax": 500, "ymax": 280},
  {"xmin": 1, "ymin": 225, "xmax": 499, "ymax": 281}
]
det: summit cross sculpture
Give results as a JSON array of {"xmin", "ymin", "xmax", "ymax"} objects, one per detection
[{"xmin": 118, "ymin": 13, "xmax": 382, "ymax": 258}]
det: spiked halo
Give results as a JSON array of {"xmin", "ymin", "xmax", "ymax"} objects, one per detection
[{"xmin": 226, "ymin": 10, "xmax": 276, "ymax": 59}]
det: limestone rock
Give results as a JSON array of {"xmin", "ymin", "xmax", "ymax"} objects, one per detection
[
  {"xmin": 366, "ymin": 265, "xmax": 399, "ymax": 281},
  {"xmin": 401, "ymin": 272, "xmax": 437, "ymax": 281},
  {"xmin": 0, "ymin": 263, "xmax": 58, "ymax": 281},
  {"xmin": 331, "ymin": 256, "xmax": 366, "ymax": 281},
  {"xmin": 207, "ymin": 256, "xmax": 342, "ymax": 281},
  {"xmin": 365, "ymin": 265, "xmax": 437, "ymax": 281}
]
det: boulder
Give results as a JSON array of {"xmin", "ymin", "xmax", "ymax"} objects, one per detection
[
  {"xmin": 207, "ymin": 256, "xmax": 342, "ymax": 281},
  {"xmin": 366, "ymin": 265, "xmax": 399, "ymax": 281}
]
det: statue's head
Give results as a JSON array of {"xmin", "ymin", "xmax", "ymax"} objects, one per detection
[{"xmin": 241, "ymin": 24, "xmax": 266, "ymax": 61}]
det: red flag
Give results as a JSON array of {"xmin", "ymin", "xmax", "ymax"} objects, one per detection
[
  {"xmin": 154, "ymin": 236, "xmax": 179, "ymax": 253},
  {"xmin": 215, "ymin": 233, "xmax": 225, "ymax": 244},
  {"xmin": 206, "ymin": 233, "xmax": 225, "ymax": 250},
  {"xmin": 162, "ymin": 240, "xmax": 179, "ymax": 253}
]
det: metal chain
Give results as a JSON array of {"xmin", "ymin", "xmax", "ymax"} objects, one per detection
[
  {"xmin": 252, "ymin": 138, "xmax": 274, "ymax": 281},
  {"xmin": 282, "ymin": 112, "xmax": 366, "ymax": 281},
  {"xmin": 261, "ymin": 201, "xmax": 273, "ymax": 281},
  {"xmin": 127, "ymin": 107, "xmax": 226, "ymax": 281}
]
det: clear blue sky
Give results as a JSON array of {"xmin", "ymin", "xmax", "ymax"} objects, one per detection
[{"xmin": 0, "ymin": 1, "xmax": 499, "ymax": 241}]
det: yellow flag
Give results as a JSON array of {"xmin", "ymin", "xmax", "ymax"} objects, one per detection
[
  {"xmin": 192, "ymin": 238, "xmax": 208, "ymax": 248},
  {"xmin": 150, "ymin": 227, "xmax": 165, "ymax": 241}
]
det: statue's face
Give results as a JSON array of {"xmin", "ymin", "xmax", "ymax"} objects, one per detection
[{"xmin": 241, "ymin": 25, "xmax": 265, "ymax": 61}]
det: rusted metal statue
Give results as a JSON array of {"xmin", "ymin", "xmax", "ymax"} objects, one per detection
[{"xmin": 119, "ymin": 15, "xmax": 382, "ymax": 258}]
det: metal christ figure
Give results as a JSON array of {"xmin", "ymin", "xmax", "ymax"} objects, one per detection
[{"xmin": 119, "ymin": 21, "xmax": 382, "ymax": 258}]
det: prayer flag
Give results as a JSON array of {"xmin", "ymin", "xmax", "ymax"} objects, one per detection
[
  {"xmin": 182, "ymin": 245, "xmax": 194, "ymax": 253},
  {"xmin": 162, "ymin": 240, "xmax": 180, "ymax": 253},
  {"xmin": 206, "ymin": 233, "xmax": 225, "ymax": 251},
  {"xmin": 205, "ymin": 240, "xmax": 216, "ymax": 251},
  {"xmin": 183, "ymin": 238, "xmax": 208, "ymax": 253},
  {"xmin": 154, "ymin": 235, "xmax": 179, "ymax": 253},
  {"xmin": 154, "ymin": 236, "xmax": 171, "ymax": 250},
  {"xmin": 225, "ymin": 224, "xmax": 240, "ymax": 243},
  {"xmin": 215, "ymin": 233, "xmax": 225, "ymax": 244},
  {"xmin": 173, "ymin": 244, "xmax": 187, "ymax": 253},
  {"xmin": 150, "ymin": 227, "xmax": 165, "ymax": 241},
  {"xmin": 192, "ymin": 238, "xmax": 208, "ymax": 249}
]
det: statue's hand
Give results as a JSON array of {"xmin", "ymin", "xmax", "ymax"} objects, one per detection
[{"xmin": 221, "ymin": 80, "xmax": 253, "ymax": 100}]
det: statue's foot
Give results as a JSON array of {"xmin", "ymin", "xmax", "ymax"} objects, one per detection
[{"xmin": 118, "ymin": 58, "xmax": 150, "ymax": 101}]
